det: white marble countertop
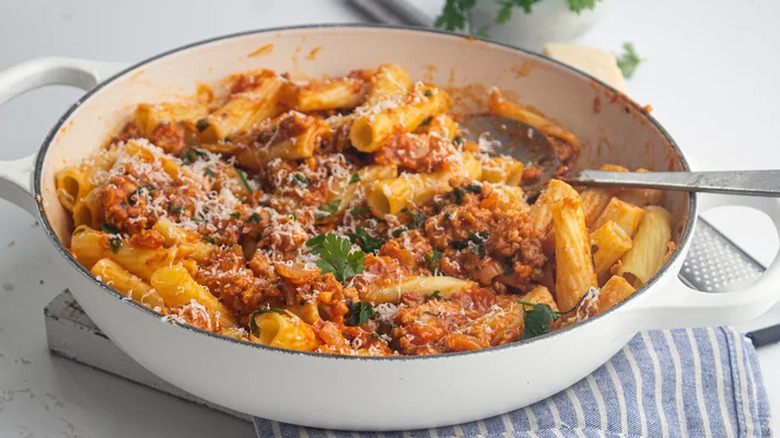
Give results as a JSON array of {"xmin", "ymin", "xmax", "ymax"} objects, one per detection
[{"xmin": 1, "ymin": 0, "xmax": 779, "ymax": 436}]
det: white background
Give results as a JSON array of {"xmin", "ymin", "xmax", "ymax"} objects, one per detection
[{"xmin": 1, "ymin": 0, "xmax": 779, "ymax": 436}]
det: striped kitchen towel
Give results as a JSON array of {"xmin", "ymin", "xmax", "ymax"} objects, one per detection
[{"xmin": 254, "ymin": 327, "xmax": 772, "ymax": 437}]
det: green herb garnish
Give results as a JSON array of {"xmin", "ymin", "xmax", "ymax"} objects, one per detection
[
  {"xmin": 108, "ymin": 236, "xmax": 122, "ymax": 253},
  {"xmin": 247, "ymin": 213, "xmax": 262, "ymax": 224},
  {"xmin": 392, "ymin": 227, "xmax": 407, "ymax": 238},
  {"xmin": 127, "ymin": 184, "xmax": 156, "ymax": 206},
  {"xmin": 350, "ymin": 206, "xmax": 369, "ymax": 216},
  {"xmin": 195, "ymin": 118, "xmax": 210, "ymax": 132},
  {"xmin": 452, "ymin": 186, "xmax": 465, "ymax": 204},
  {"xmin": 467, "ymin": 231, "xmax": 489, "ymax": 259},
  {"xmin": 436, "ymin": 0, "xmax": 600, "ymax": 36},
  {"xmin": 205, "ymin": 167, "xmax": 216, "ymax": 178},
  {"xmin": 345, "ymin": 301, "xmax": 375, "ymax": 326},
  {"xmin": 401, "ymin": 208, "xmax": 426, "ymax": 229},
  {"xmin": 616, "ymin": 42, "xmax": 642, "ymax": 79},
  {"xmin": 349, "ymin": 173, "xmax": 361, "ymax": 184},
  {"xmin": 100, "ymin": 224, "xmax": 119, "ymax": 234},
  {"xmin": 464, "ymin": 183, "xmax": 482, "ymax": 194},
  {"xmin": 426, "ymin": 290, "xmax": 442, "ymax": 300},
  {"xmin": 347, "ymin": 227, "xmax": 384, "ymax": 254},
  {"xmin": 423, "ymin": 89, "xmax": 434, "ymax": 98},
  {"xmin": 306, "ymin": 233, "xmax": 365, "ymax": 284},
  {"xmin": 316, "ymin": 199, "xmax": 341, "ymax": 219},
  {"xmin": 202, "ymin": 235, "xmax": 216, "ymax": 244},
  {"xmin": 230, "ymin": 212, "xmax": 241, "ymax": 219},
  {"xmin": 424, "ymin": 249, "xmax": 443, "ymax": 272},
  {"xmin": 249, "ymin": 306, "xmax": 288, "ymax": 336},
  {"xmin": 289, "ymin": 173, "xmax": 313, "ymax": 186},
  {"xmin": 453, "ymin": 136, "xmax": 463, "ymax": 146},
  {"xmin": 518, "ymin": 288, "xmax": 595, "ymax": 340},
  {"xmin": 167, "ymin": 203, "xmax": 185, "ymax": 213},
  {"xmin": 72, "ymin": 227, "xmax": 86, "ymax": 235},
  {"xmin": 236, "ymin": 168, "xmax": 253, "ymax": 194},
  {"xmin": 180, "ymin": 147, "xmax": 208, "ymax": 165},
  {"xmin": 420, "ymin": 116, "xmax": 433, "ymax": 127}
]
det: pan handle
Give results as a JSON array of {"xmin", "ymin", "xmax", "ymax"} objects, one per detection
[
  {"xmin": 621, "ymin": 194, "xmax": 780, "ymax": 332},
  {"xmin": 0, "ymin": 57, "xmax": 129, "ymax": 215}
]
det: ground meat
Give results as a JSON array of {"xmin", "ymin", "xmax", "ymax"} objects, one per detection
[
  {"xmin": 148, "ymin": 122, "xmax": 189, "ymax": 155},
  {"xmin": 390, "ymin": 288, "xmax": 495, "ymax": 355},
  {"xmin": 379, "ymin": 230, "xmax": 433, "ymax": 271},
  {"xmin": 195, "ymin": 249, "xmax": 266, "ymax": 319},
  {"xmin": 374, "ymin": 133, "xmax": 454, "ymax": 172},
  {"xmin": 97, "ymin": 175, "xmax": 151, "ymax": 234},
  {"xmin": 129, "ymin": 229, "xmax": 164, "ymax": 249},
  {"xmin": 424, "ymin": 183, "xmax": 545, "ymax": 293}
]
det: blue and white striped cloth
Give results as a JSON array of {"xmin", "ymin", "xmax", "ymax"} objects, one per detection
[{"xmin": 254, "ymin": 328, "xmax": 772, "ymax": 437}]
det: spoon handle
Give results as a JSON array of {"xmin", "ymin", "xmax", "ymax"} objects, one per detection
[{"xmin": 573, "ymin": 170, "xmax": 780, "ymax": 197}]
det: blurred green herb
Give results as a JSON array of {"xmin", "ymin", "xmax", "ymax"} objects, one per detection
[
  {"xmin": 436, "ymin": 0, "xmax": 601, "ymax": 37},
  {"xmin": 616, "ymin": 42, "xmax": 642, "ymax": 79}
]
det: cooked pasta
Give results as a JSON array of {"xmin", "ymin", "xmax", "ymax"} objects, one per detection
[{"xmin": 56, "ymin": 64, "xmax": 676, "ymax": 356}]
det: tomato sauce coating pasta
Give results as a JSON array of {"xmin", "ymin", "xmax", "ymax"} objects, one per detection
[{"xmin": 57, "ymin": 64, "xmax": 674, "ymax": 356}]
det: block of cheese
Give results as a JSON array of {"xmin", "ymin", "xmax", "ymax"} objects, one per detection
[{"xmin": 543, "ymin": 43, "xmax": 626, "ymax": 92}]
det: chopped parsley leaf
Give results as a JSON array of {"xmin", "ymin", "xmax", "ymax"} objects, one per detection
[
  {"xmin": 423, "ymin": 89, "xmax": 434, "ymax": 98},
  {"xmin": 349, "ymin": 173, "xmax": 361, "ymax": 184},
  {"xmin": 195, "ymin": 118, "xmax": 210, "ymax": 132},
  {"xmin": 345, "ymin": 301, "xmax": 375, "ymax": 326},
  {"xmin": 236, "ymin": 168, "xmax": 253, "ymax": 194},
  {"xmin": 289, "ymin": 173, "xmax": 313, "ymax": 186},
  {"xmin": 202, "ymin": 235, "xmax": 216, "ymax": 244},
  {"xmin": 247, "ymin": 213, "xmax": 262, "ymax": 224},
  {"xmin": 205, "ymin": 167, "xmax": 216, "ymax": 178},
  {"xmin": 72, "ymin": 227, "xmax": 86, "ymax": 235},
  {"xmin": 306, "ymin": 233, "xmax": 365, "ymax": 285},
  {"xmin": 419, "ymin": 116, "xmax": 433, "ymax": 127},
  {"xmin": 100, "ymin": 223, "xmax": 119, "ymax": 234},
  {"xmin": 453, "ymin": 135, "xmax": 463, "ymax": 146},
  {"xmin": 452, "ymin": 186, "xmax": 465, "ymax": 204},
  {"xmin": 316, "ymin": 199, "xmax": 341, "ymax": 219},
  {"xmin": 401, "ymin": 208, "xmax": 425, "ymax": 228},
  {"xmin": 350, "ymin": 206, "xmax": 369, "ymax": 216},
  {"xmin": 230, "ymin": 212, "xmax": 241, "ymax": 219},
  {"xmin": 347, "ymin": 227, "xmax": 384, "ymax": 254},
  {"xmin": 108, "ymin": 236, "xmax": 122, "ymax": 253}
]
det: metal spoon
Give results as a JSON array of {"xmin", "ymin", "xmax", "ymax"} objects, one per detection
[{"xmin": 460, "ymin": 115, "xmax": 780, "ymax": 198}]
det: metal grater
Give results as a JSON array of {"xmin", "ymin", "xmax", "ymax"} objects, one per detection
[{"xmin": 681, "ymin": 219, "xmax": 764, "ymax": 292}]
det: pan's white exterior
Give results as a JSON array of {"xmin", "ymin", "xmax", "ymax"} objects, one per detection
[{"xmin": 1, "ymin": 26, "xmax": 780, "ymax": 430}]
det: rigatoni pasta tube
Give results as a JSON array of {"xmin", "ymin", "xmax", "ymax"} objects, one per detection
[
  {"xmin": 327, "ymin": 164, "xmax": 397, "ymax": 215},
  {"xmin": 590, "ymin": 220, "xmax": 632, "ymax": 282},
  {"xmin": 595, "ymin": 275, "xmax": 636, "ymax": 314},
  {"xmin": 361, "ymin": 276, "xmax": 477, "ymax": 304},
  {"xmin": 552, "ymin": 195, "xmax": 597, "ymax": 312},
  {"xmin": 134, "ymin": 101, "xmax": 208, "ymax": 136},
  {"xmin": 367, "ymin": 153, "xmax": 481, "ymax": 217},
  {"xmin": 200, "ymin": 70, "xmax": 283, "ymax": 143},
  {"xmin": 528, "ymin": 179, "xmax": 580, "ymax": 238},
  {"xmin": 488, "ymin": 88, "xmax": 579, "ymax": 149},
  {"xmin": 618, "ymin": 206, "xmax": 673, "ymax": 287},
  {"xmin": 150, "ymin": 265, "xmax": 235, "ymax": 327},
  {"xmin": 249, "ymin": 311, "xmax": 317, "ymax": 352},
  {"xmin": 91, "ymin": 258, "xmax": 165, "ymax": 308},
  {"xmin": 350, "ymin": 84, "xmax": 451, "ymax": 152},
  {"xmin": 296, "ymin": 77, "xmax": 367, "ymax": 112},
  {"xmin": 70, "ymin": 227, "xmax": 175, "ymax": 279},
  {"xmin": 580, "ymin": 188, "xmax": 611, "ymax": 227},
  {"xmin": 591, "ymin": 197, "xmax": 645, "ymax": 236},
  {"xmin": 365, "ymin": 63, "xmax": 411, "ymax": 105},
  {"xmin": 152, "ymin": 218, "xmax": 214, "ymax": 262},
  {"xmin": 235, "ymin": 112, "xmax": 329, "ymax": 170},
  {"xmin": 479, "ymin": 156, "xmax": 524, "ymax": 186}
]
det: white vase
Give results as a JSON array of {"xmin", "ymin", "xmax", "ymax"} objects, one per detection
[{"xmin": 471, "ymin": 0, "xmax": 610, "ymax": 52}]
